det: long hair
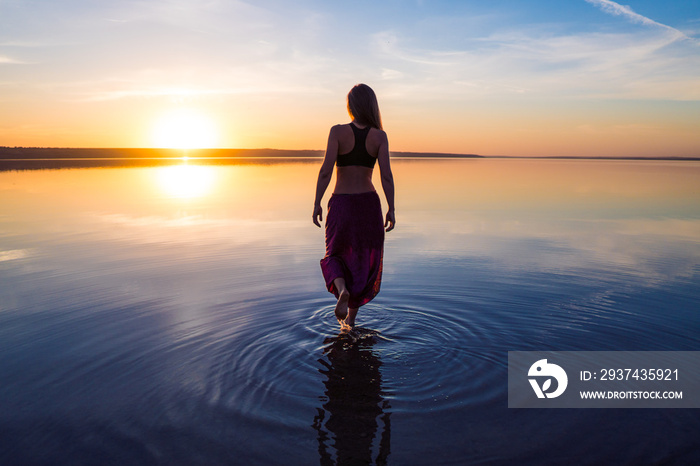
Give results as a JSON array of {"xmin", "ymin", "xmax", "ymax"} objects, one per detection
[{"xmin": 347, "ymin": 84, "xmax": 383, "ymax": 130}]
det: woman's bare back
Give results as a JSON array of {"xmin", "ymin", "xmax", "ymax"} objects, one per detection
[{"xmin": 333, "ymin": 123, "xmax": 383, "ymax": 194}]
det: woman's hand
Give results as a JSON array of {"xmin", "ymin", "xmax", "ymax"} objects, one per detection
[
  {"xmin": 313, "ymin": 204, "xmax": 323, "ymax": 227},
  {"xmin": 385, "ymin": 210, "xmax": 395, "ymax": 232}
]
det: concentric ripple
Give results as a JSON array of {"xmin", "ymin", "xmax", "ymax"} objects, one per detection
[{"xmin": 201, "ymin": 287, "xmax": 511, "ymax": 428}]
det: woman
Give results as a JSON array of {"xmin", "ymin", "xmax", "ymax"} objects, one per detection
[{"xmin": 313, "ymin": 84, "xmax": 395, "ymax": 329}]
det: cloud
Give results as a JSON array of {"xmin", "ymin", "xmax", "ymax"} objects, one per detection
[
  {"xmin": 0, "ymin": 41, "xmax": 46, "ymax": 47},
  {"xmin": 585, "ymin": 0, "xmax": 664, "ymax": 27},
  {"xmin": 372, "ymin": 12, "xmax": 700, "ymax": 101},
  {"xmin": 381, "ymin": 69, "xmax": 404, "ymax": 80},
  {"xmin": 77, "ymin": 86, "xmax": 258, "ymax": 102},
  {"xmin": 374, "ymin": 31, "xmax": 457, "ymax": 66},
  {"xmin": 60, "ymin": 75, "xmax": 333, "ymax": 102},
  {"xmin": 584, "ymin": 0, "xmax": 699, "ymax": 43},
  {"xmin": 0, "ymin": 55, "xmax": 27, "ymax": 65}
]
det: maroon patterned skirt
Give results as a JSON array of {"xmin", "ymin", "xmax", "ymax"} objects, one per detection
[{"xmin": 320, "ymin": 191, "xmax": 384, "ymax": 308}]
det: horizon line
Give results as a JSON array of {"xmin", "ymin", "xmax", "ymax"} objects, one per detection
[{"xmin": 1, "ymin": 147, "xmax": 699, "ymax": 161}]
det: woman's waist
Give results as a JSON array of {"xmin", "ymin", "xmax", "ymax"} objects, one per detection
[
  {"xmin": 332, "ymin": 185, "xmax": 376, "ymax": 195},
  {"xmin": 332, "ymin": 180, "xmax": 375, "ymax": 195},
  {"xmin": 331, "ymin": 189, "xmax": 377, "ymax": 197}
]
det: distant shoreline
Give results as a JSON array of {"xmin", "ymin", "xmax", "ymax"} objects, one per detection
[
  {"xmin": 0, "ymin": 147, "xmax": 698, "ymax": 162},
  {"xmin": 0, "ymin": 147, "xmax": 481, "ymax": 159}
]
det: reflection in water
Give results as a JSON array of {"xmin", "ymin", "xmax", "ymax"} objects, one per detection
[
  {"xmin": 313, "ymin": 328, "xmax": 391, "ymax": 466},
  {"xmin": 154, "ymin": 163, "xmax": 218, "ymax": 199},
  {"xmin": 0, "ymin": 159, "xmax": 699, "ymax": 464}
]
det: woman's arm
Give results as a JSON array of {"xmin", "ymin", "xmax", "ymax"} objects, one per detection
[
  {"xmin": 313, "ymin": 126, "xmax": 339, "ymax": 227},
  {"xmin": 376, "ymin": 130, "xmax": 395, "ymax": 232}
]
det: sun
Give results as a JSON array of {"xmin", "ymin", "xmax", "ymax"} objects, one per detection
[{"xmin": 152, "ymin": 109, "xmax": 218, "ymax": 149}]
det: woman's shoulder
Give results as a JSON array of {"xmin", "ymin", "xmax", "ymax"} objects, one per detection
[
  {"xmin": 368, "ymin": 126, "xmax": 388, "ymax": 142},
  {"xmin": 330, "ymin": 123, "xmax": 356, "ymax": 140},
  {"xmin": 330, "ymin": 123, "xmax": 352, "ymax": 134}
]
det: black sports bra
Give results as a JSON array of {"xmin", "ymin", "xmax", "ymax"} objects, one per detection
[{"xmin": 336, "ymin": 123, "xmax": 377, "ymax": 168}]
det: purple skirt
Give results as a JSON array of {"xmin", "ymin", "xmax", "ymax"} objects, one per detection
[{"xmin": 320, "ymin": 191, "xmax": 384, "ymax": 308}]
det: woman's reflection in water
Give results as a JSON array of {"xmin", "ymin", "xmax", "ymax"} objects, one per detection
[{"xmin": 312, "ymin": 328, "xmax": 391, "ymax": 466}]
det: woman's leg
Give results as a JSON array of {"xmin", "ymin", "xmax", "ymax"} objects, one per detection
[
  {"xmin": 345, "ymin": 307, "xmax": 359, "ymax": 328},
  {"xmin": 333, "ymin": 277, "xmax": 350, "ymax": 323}
]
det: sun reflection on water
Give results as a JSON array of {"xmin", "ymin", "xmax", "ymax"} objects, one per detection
[{"xmin": 155, "ymin": 163, "xmax": 218, "ymax": 199}]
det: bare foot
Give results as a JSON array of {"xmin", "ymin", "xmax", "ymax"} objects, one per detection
[
  {"xmin": 334, "ymin": 289, "xmax": 350, "ymax": 324},
  {"xmin": 340, "ymin": 327, "xmax": 359, "ymax": 342}
]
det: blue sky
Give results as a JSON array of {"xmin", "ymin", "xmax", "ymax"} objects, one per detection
[{"xmin": 1, "ymin": 0, "xmax": 699, "ymax": 155}]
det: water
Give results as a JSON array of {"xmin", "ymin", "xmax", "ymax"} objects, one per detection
[{"xmin": 1, "ymin": 158, "xmax": 699, "ymax": 465}]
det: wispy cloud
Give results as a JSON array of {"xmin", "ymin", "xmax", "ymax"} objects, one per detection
[
  {"xmin": 0, "ymin": 41, "xmax": 47, "ymax": 47},
  {"xmin": 53, "ymin": 62, "xmax": 336, "ymax": 102},
  {"xmin": 586, "ymin": 0, "xmax": 667, "ymax": 27},
  {"xmin": 373, "ymin": 5, "xmax": 700, "ymax": 102},
  {"xmin": 76, "ymin": 84, "xmax": 329, "ymax": 102},
  {"xmin": 585, "ymin": 0, "xmax": 699, "ymax": 43},
  {"xmin": 374, "ymin": 31, "xmax": 458, "ymax": 66},
  {"xmin": 0, "ymin": 55, "xmax": 28, "ymax": 65}
]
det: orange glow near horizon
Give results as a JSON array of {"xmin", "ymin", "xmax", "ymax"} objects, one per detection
[
  {"xmin": 0, "ymin": 95, "xmax": 698, "ymax": 158},
  {"xmin": 0, "ymin": 96, "xmax": 698, "ymax": 157}
]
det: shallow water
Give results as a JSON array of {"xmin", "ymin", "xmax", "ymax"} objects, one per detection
[{"xmin": 1, "ymin": 158, "xmax": 699, "ymax": 465}]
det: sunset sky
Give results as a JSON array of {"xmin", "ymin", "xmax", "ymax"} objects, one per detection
[{"xmin": 1, "ymin": 0, "xmax": 699, "ymax": 157}]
